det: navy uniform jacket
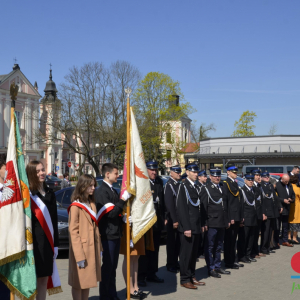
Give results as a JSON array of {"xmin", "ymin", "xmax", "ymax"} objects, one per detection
[
  {"xmin": 253, "ymin": 182, "xmax": 263, "ymax": 220},
  {"xmin": 164, "ymin": 177, "xmax": 180, "ymax": 224},
  {"xmin": 261, "ymin": 182, "xmax": 277, "ymax": 218},
  {"xmin": 275, "ymin": 181, "xmax": 295, "ymax": 216},
  {"xmin": 150, "ymin": 177, "xmax": 165, "ymax": 231},
  {"xmin": 241, "ymin": 185, "xmax": 257, "ymax": 227},
  {"xmin": 177, "ymin": 180, "xmax": 201, "ymax": 234},
  {"xmin": 200, "ymin": 183, "xmax": 229, "ymax": 228},
  {"xmin": 223, "ymin": 178, "xmax": 242, "ymax": 222}
]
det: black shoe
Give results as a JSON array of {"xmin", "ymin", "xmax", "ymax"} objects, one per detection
[
  {"xmin": 269, "ymin": 250, "xmax": 276, "ymax": 254},
  {"xmin": 240, "ymin": 258, "xmax": 251, "ymax": 263},
  {"xmin": 138, "ymin": 289, "xmax": 147, "ymax": 298},
  {"xmin": 147, "ymin": 275, "xmax": 164, "ymax": 283},
  {"xmin": 249, "ymin": 258, "xmax": 257, "ymax": 262},
  {"xmin": 209, "ymin": 270, "xmax": 221, "ymax": 278},
  {"xmin": 129, "ymin": 290, "xmax": 142, "ymax": 299},
  {"xmin": 215, "ymin": 268, "xmax": 231, "ymax": 275},
  {"xmin": 234, "ymin": 262, "xmax": 244, "ymax": 268},
  {"xmin": 167, "ymin": 267, "xmax": 178, "ymax": 273},
  {"xmin": 138, "ymin": 280, "xmax": 147, "ymax": 287},
  {"xmin": 225, "ymin": 264, "xmax": 239, "ymax": 269},
  {"xmin": 261, "ymin": 251, "xmax": 270, "ymax": 255}
]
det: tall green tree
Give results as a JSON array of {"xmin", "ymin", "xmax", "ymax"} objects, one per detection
[
  {"xmin": 133, "ymin": 72, "xmax": 193, "ymax": 166},
  {"xmin": 232, "ymin": 110, "xmax": 257, "ymax": 137}
]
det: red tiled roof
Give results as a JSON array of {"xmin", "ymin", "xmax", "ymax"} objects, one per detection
[{"xmin": 180, "ymin": 143, "xmax": 199, "ymax": 153}]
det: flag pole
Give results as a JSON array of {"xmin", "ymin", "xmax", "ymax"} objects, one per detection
[
  {"xmin": 9, "ymin": 83, "xmax": 17, "ymax": 300},
  {"xmin": 125, "ymin": 87, "xmax": 132, "ymax": 300}
]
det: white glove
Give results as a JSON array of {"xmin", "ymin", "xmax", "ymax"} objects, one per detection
[
  {"xmin": 122, "ymin": 213, "xmax": 132, "ymax": 226},
  {"xmin": 130, "ymin": 240, "xmax": 134, "ymax": 248},
  {"xmin": 53, "ymin": 247, "xmax": 58, "ymax": 260},
  {"xmin": 122, "ymin": 191, "xmax": 132, "ymax": 201},
  {"xmin": 77, "ymin": 260, "xmax": 85, "ymax": 268}
]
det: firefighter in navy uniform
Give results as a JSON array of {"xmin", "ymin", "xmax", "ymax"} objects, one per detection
[
  {"xmin": 196, "ymin": 170, "xmax": 207, "ymax": 259},
  {"xmin": 251, "ymin": 169, "xmax": 266, "ymax": 258},
  {"xmin": 138, "ymin": 160, "xmax": 165, "ymax": 286},
  {"xmin": 260, "ymin": 172, "xmax": 278, "ymax": 255},
  {"xmin": 164, "ymin": 165, "xmax": 182, "ymax": 273},
  {"xmin": 222, "ymin": 164, "xmax": 243, "ymax": 269},
  {"xmin": 201, "ymin": 168, "xmax": 230, "ymax": 278},
  {"xmin": 177, "ymin": 163, "xmax": 206, "ymax": 289},
  {"xmin": 237, "ymin": 174, "xmax": 258, "ymax": 263}
]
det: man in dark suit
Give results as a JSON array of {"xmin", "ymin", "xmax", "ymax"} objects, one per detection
[
  {"xmin": 201, "ymin": 168, "xmax": 230, "ymax": 278},
  {"xmin": 260, "ymin": 172, "xmax": 278, "ymax": 255},
  {"xmin": 289, "ymin": 166, "xmax": 300, "ymax": 183},
  {"xmin": 164, "ymin": 165, "xmax": 182, "ymax": 273},
  {"xmin": 223, "ymin": 164, "xmax": 243, "ymax": 270},
  {"xmin": 275, "ymin": 174, "xmax": 295, "ymax": 247},
  {"xmin": 196, "ymin": 170, "xmax": 207, "ymax": 259},
  {"xmin": 138, "ymin": 160, "xmax": 165, "ymax": 286},
  {"xmin": 177, "ymin": 163, "xmax": 205, "ymax": 289},
  {"xmin": 251, "ymin": 169, "xmax": 266, "ymax": 258},
  {"xmin": 95, "ymin": 163, "xmax": 129, "ymax": 300},
  {"xmin": 238, "ymin": 174, "xmax": 258, "ymax": 263}
]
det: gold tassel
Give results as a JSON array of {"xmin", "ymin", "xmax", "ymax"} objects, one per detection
[
  {"xmin": 0, "ymin": 250, "xmax": 26, "ymax": 267},
  {"xmin": 47, "ymin": 286, "xmax": 63, "ymax": 295},
  {"xmin": 0, "ymin": 273, "xmax": 37, "ymax": 300}
]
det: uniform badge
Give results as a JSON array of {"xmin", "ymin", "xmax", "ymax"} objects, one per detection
[
  {"xmin": 266, "ymin": 194, "xmax": 269, "ymax": 197},
  {"xmin": 211, "ymin": 185, "xmax": 214, "ymax": 188}
]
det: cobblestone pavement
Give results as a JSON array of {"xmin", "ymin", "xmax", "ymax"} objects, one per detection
[{"xmin": 16, "ymin": 242, "xmax": 300, "ymax": 300}]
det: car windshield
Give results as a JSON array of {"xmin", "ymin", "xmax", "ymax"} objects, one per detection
[{"xmin": 47, "ymin": 176, "xmax": 61, "ymax": 181}]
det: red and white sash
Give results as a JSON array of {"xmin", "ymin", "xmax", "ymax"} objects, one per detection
[
  {"xmin": 68, "ymin": 200, "xmax": 115, "ymax": 224},
  {"xmin": 30, "ymin": 193, "xmax": 62, "ymax": 295}
]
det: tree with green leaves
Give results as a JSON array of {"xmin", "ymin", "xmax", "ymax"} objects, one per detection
[
  {"xmin": 191, "ymin": 122, "xmax": 216, "ymax": 144},
  {"xmin": 132, "ymin": 72, "xmax": 193, "ymax": 167},
  {"xmin": 232, "ymin": 110, "xmax": 257, "ymax": 137}
]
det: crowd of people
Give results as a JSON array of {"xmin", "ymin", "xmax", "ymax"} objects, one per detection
[{"xmin": 0, "ymin": 156, "xmax": 300, "ymax": 300}]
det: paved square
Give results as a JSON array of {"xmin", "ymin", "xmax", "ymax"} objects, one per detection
[{"xmin": 18, "ymin": 243, "xmax": 300, "ymax": 300}]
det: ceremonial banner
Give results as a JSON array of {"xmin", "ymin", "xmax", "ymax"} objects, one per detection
[
  {"xmin": 126, "ymin": 107, "xmax": 157, "ymax": 244},
  {"xmin": 0, "ymin": 114, "xmax": 37, "ymax": 299}
]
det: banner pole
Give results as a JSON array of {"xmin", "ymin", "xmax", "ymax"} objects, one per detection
[
  {"xmin": 126, "ymin": 89, "xmax": 131, "ymax": 300},
  {"xmin": 10, "ymin": 83, "xmax": 17, "ymax": 300}
]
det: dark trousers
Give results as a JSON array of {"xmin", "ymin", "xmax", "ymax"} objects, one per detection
[
  {"xmin": 252, "ymin": 219, "xmax": 262, "ymax": 255},
  {"xmin": 197, "ymin": 231, "xmax": 205, "ymax": 257},
  {"xmin": 205, "ymin": 228, "xmax": 225, "ymax": 272},
  {"xmin": 99, "ymin": 239, "xmax": 120, "ymax": 300},
  {"xmin": 179, "ymin": 233, "xmax": 200, "ymax": 284},
  {"xmin": 224, "ymin": 222, "xmax": 239, "ymax": 266},
  {"xmin": 138, "ymin": 229, "xmax": 161, "ymax": 280},
  {"xmin": 166, "ymin": 221, "xmax": 180, "ymax": 269},
  {"xmin": 0, "ymin": 281, "xmax": 10, "ymax": 300},
  {"xmin": 237, "ymin": 226, "xmax": 255, "ymax": 259},
  {"xmin": 260, "ymin": 218, "xmax": 274, "ymax": 253},
  {"xmin": 281, "ymin": 215, "xmax": 289, "ymax": 243},
  {"xmin": 273, "ymin": 217, "xmax": 280, "ymax": 244}
]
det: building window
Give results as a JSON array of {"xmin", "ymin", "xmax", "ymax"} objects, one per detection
[
  {"xmin": 41, "ymin": 151, "xmax": 44, "ymax": 159},
  {"xmin": 55, "ymin": 152, "xmax": 58, "ymax": 159},
  {"xmin": 167, "ymin": 150, "xmax": 171, "ymax": 160}
]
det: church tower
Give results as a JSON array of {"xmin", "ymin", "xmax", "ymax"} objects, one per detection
[{"xmin": 40, "ymin": 67, "xmax": 63, "ymax": 175}]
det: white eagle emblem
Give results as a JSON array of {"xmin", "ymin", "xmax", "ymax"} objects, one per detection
[{"xmin": 1, "ymin": 179, "xmax": 15, "ymax": 203}]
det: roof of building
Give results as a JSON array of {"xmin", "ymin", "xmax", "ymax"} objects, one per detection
[{"xmin": 180, "ymin": 142, "xmax": 199, "ymax": 153}]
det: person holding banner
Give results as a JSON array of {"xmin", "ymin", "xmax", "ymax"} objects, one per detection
[
  {"xmin": 68, "ymin": 174, "xmax": 102, "ymax": 300},
  {"xmin": 26, "ymin": 160, "xmax": 60, "ymax": 300},
  {"xmin": 95, "ymin": 163, "xmax": 130, "ymax": 300}
]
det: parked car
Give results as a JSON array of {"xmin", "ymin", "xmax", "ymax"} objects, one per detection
[
  {"xmin": 242, "ymin": 165, "xmax": 294, "ymax": 177},
  {"xmin": 96, "ymin": 178, "xmax": 122, "ymax": 193},
  {"xmin": 56, "ymin": 203, "xmax": 69, "ymax": 250},
  {"xmin": 45, "ymin": 175, "xmax": 62, "ymax": 192},
  {"xmin": 55, "ymin": 187, "xmax": 75, "ymax": 209}
]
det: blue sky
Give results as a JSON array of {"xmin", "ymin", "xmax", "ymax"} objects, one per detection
[{"xmin": 1, "ymin": 0, "xmax": 299, "ymax": 137}]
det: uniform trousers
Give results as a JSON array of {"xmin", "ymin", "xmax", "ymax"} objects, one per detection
[
  {"xmin": 99, "ymin": 239, "xmax": 120, "ymax": 300},
  {"xmin": 260, "ymin": 218, "xmax": 274, "ymax": 253},
  {"xmin": 166, "ymin": 221, "xmax": 180, "ymax": 269},
  {"xmin": 204, "ymin": 228, "xmax": 225, "ymax": 272},
  {"xmin": 138, "ymin": 229, "xmax": 161, "ymax": 280},
  {"xmin": 179, "ymin": 233, "xmax": 200, "ymax": 284},
  {"xmin": 273, "ymin": 217, "xmax": 281, "ymax": 245},
  {"xmin": 197, "ymin": 231, "xmax": 205, "ymax": 257},
  {"xmin": 252, "ymin": 219, "xmax": 262, "ymax": 255},
  {"xmin": 224, "ymin": 222, "xmax": 239, "ymax": 266},
  {"xmin": 0, "ymin": 281, "xmax": 10, "ymax": 300},
  {"xmin": 237, "ymin": 226, "xmax": 256, "ymax": 260},
  {"xmin": 280, "ymin": 215, "xmax": 290, "ymax": 243}
]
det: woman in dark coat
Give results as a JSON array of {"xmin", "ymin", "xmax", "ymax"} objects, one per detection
[{"xmin": 26, "ymin": 160, "xmax": 59, "ymax": 300}]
